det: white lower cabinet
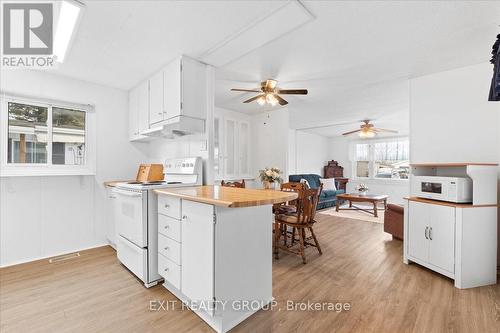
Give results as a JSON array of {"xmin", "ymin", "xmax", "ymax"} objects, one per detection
[
  {"xmin": 404, "ymin": 199, "xmax": 497, "ymax": 289},
  {"xmin": 407, "ymin": 201, "xmax": 455, "ymax": 274},
  {"xmin": 180, "ymin": 200, "xmax": 214, "ymax": 312},
  {"xmin": 157, "ymin": 195, "xmax": 273, "ymax": 333}
]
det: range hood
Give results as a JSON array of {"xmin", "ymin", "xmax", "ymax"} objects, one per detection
[{"xmin": 141, "ymin": 116, "xmax": 205, "ymax": 138}]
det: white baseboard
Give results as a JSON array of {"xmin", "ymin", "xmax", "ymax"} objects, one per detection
[{"xmin": 0, "ymin": 242, "xmax": 111, "ymax": 268}]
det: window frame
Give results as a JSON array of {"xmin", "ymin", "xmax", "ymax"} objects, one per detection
[
  {"xmin": 1, "ymin": 95, "xmax": 96, "ymax": 177},
  {"xmin": 350, "ymin": 137, "xmax": 409, "ymax": 182}
]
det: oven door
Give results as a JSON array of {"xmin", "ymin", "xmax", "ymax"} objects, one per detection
[{"xmin": 113, "ymin": 188, "xmax": 148, "ymax": 248}]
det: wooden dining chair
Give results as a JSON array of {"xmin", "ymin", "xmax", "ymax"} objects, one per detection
[
  {"xmin": 220, "ymin": 179, "xmax": 246, "ymax": 188},
  {"xmin": 274, "ymin": 185, "xmax": 322, "ymax": 264}
]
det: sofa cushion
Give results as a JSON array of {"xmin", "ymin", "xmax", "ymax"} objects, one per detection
[{"xmin": 322, "ymin": 190, "xmax": 337, "ymax": 198}]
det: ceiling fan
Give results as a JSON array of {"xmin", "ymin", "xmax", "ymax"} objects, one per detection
[
  {"xmin": 342, "ymin": 120, "xmax": 398, "ymax": 138},
  {"xmin": 230, "ymin": 79, "xmax": 307, "ymax": 106}
]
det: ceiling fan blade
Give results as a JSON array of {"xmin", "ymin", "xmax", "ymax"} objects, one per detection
[
  {"xmin": 274, "ymin": 94, "xmax": 288, "ymax": 106},
  {"xmin": 342, "ymin": 129, "xmax": 361, "ymax": 136},
  {"xmin": 373, "ymin": 128, "xmax": 398, "ymax": 133},
  {"xmin": 231, "ymin": 88, "xmax": 261, "ymax": 93},
  {"xmin": 276, "ymin": 89, "xmax": 308, "ymax": 95},
  {"xmin": 243, "ymin": 94, "xmax": 265, "ymax": 103}
]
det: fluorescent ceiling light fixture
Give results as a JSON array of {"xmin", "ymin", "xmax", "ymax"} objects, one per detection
[{"xmin": 53, "ymin": 0, "xmax": 84, "ymax": 63}]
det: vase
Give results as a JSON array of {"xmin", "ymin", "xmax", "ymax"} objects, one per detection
[{"xmin": 263, "ymin": 181, "xmax": 274, "ymax": 190}]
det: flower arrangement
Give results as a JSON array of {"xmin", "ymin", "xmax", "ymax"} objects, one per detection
[
  {"xmin": 258, "ymin": 167, "xmax": 282, "ymax": 189},
  {"xmin": 356, "ymin": 183, "xmax": 369, "ymax": 194}
]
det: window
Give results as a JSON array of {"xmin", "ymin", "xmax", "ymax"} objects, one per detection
[
  {"xmin": 355, "ymin": 143, "xmax": 370, "ymax": 178},
  {"xmin": 2, "ymin": 97, "xmax": 95, "ymax": 176},
  {"xmin": 351, "ymin": 138, "xmax": 409, "ymax": 180},
  {"xmin": 374, "ymin": 140, "xmax": 409, "ymax": 179}
]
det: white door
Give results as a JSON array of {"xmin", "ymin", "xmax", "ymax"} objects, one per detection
[
  {"xmin": 239, "ymin": 121, "xmax": 250, "ymax": 177},
  {"xmin": 213, "ymin": 116, "xmax": 223, "ymax": 179},
  {"xmin": 181, "ymin": 200, "xmax": 214, "ymax": 315},
  {"xmin": 224, "ymin": 118, "xmax": 237, "ymax": 178},
  {"xmin": 128, "ymin": 87, "xmax": 139, "ymax": 139},
  {"xmin": 137, "ymin": 80, "xmax": 149, "ymax": 133},
  {"xmin": 428, "ymin": 205, "xmax": 455, "ymax": 273},
  {"xmin": 113, "ymin": 188, "xmax": 147, "ymax": 248},
  {"xmin": 408, "ymin": 201, "xmax": 429, "ymax": 262},
  {"xmin": 149, "ymin": 71, "xmax": 164, "ymax": 125},
  {"xmin": 163, "ymin": 59, "xmax": 181, "ymax": 120}
]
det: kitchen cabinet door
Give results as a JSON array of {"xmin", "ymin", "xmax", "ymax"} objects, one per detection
[
  {"xmin": 163, "ymin": 59, "xmax": 181, "ymax": 120},
  {"xmin": 149, "ymin": 71, "xmax": 164, "ymax": 125},
  {"xmin": 137, "ymin": 80, "xmax": 150, "ymax": 133},
  {"xmin": 181, "ymin": 200, "xmax": 214, "ymax": 313},
  {"xmin": 128, "ymin": 87, "xmax": 139, "ymax": 140},
  {"xmin": 428, "ymin": 205, "xmax": 455, "ymax": 273},
  {"xmin": 408, "ymin": 201, "xmax": 429, "ymax": 263}
]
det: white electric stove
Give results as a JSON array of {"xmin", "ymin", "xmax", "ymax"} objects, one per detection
[{"xmin": 113, "ymin": 157, "xmax": 202, "ymax": 287}]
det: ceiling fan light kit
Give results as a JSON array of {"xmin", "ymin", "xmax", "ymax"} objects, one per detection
[
  {"xmin": 342, "ymin": 120, "xmax": 398, "ymax": 139},
  {"xmin": 231, "ymin": 79, "xmax": 308, "ymax": 107}
]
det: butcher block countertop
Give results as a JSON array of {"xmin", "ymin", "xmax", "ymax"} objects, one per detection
[
  {"xmin": 103, "ymin": 180, "xmax": 131, "ymax": 187},
  {"xmin": 154, "ymin": 185, "xmax": 298, "ymax": 208}
]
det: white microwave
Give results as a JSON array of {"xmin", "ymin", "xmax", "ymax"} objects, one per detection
[{"xmin": 412, "ymin": 176, "xmax": 472, "ymax": 203}]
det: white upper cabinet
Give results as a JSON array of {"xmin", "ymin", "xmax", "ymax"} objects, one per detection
[
  {"xmin": 128, "ymin": 56, "xmax": 207, "ymax": 141},
  {"xmin": 149, "ymin": 71, "xmax": 164, "ymax": 125},
  {"xmin": 163, "ymin": 59, "xmax": 182, "ymax": 120},
  {"xmin": 129, "ymin": 80, "xmax": 149, "ymax": 141}
]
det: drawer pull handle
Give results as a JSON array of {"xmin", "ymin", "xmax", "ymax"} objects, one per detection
[
  {"xmin": 164, "ymin": 225, "xmax": 169, "ymax": 229},
  {"xmin": 164, "ymin": 204, "xmax": 170, "ymax": 208},
  {"xmin": 182, "ymin": 215, "xmax": 188, "ymax": 220},
  {"xmin": 429, "ymin": 227, "xmax": 433, "ymax": 240},
  {"xmin": 164, "ymin": 268, "xmax": 169, "ymax": 272},
  {"xmin": 164, "ymin": 247, "xmax": 169, "ymax": 251},
  {"xmin": 424, "ymin": 227, "xmax": 429, "ymax": 239}
]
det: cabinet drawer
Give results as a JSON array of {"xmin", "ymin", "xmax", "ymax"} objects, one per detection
[
  {"xmin": 158, "ymin": 233, "xmax": 181, "ymax": 265},
  {"xmin": 158, "ymin": 214, "xmax": 181, "ymax": 242},
  {"xmin": 158, "ymin": 253, "xmax": 181, "ymax": 289},
  {"xmin": 158, "ymin": 196, "xmax": 181, "ymax": 219}
]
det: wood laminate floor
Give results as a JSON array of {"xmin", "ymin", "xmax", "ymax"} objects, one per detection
[{"xmin": 1, "ymin": 214, "xmax": 499, "ymax": 333}]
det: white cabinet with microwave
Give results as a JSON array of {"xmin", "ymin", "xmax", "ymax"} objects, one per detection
[
  {"xmin": 405, "ymin": 163, "xmax": 497, "ymax": 289},
  {"xmin": 214, "ymin": 115, "xmax": 251, "ymax": 181},
  {"xmin": 404, "ymin": 199, "xmax": 497, "ymax": 289}
]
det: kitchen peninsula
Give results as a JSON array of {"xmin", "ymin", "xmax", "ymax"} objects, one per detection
[{"xmin": 154, "ymin": 186, "xmax": 297, "ymax": 333}]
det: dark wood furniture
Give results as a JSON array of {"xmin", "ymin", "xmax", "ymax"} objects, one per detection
[
  {"xmin": 335, "ymin": 193, "xmax": 388, "ymax": 218},
  {"xmin": 323, "ymin": 160, "xmax": 348, "ymax": 190},
  {"xmin": 220, "ymin": 179, "xmax": 245, "ymax": 188},
  {"xmin": 274, "ymin": 186, "xmax": 322, "ymax": 264},
  {"xmin": 384, "ymin": 204, "xmax": 404, "ymax": 240}
]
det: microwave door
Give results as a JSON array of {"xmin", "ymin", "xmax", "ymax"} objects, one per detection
[{"xmin": 421, "ymin": 182, "xmax": 442, "ymax": 194}]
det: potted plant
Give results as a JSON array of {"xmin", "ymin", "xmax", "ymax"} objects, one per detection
[{"xmin": 258, "ymin": 167, "xmax": 282, "ymax": 189}]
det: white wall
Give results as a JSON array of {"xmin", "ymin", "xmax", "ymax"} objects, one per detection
[
  {"xmin": 0, "ymin": 70, "xmax": 147, "ymax": 267},
  {"xmin": 288, "ymin": 130, "xmax": 329, "ymax": 176},
  {"xmin": 328, "ymin": 136, "xmax": 410, "ymax": 204},
  {"xmin": 409, "ymin": 62, "xmax": 499, "ymax": 264},
  {"xmin": 251, "ymin": 108, "xmax": 289, "ymax": 184},
  {"xmin": 410, "ymin": 63, "xmax": 499, "ymax": 163}
]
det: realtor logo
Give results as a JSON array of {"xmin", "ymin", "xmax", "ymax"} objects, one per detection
[{"xmin": 3, "ymin": 3, "xmax": 53, "ymax": 55}]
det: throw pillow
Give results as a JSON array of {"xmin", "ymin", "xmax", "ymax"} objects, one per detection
[{"xmin": 320, "ymin": 178, "xmax": 337, "ymax": 191}]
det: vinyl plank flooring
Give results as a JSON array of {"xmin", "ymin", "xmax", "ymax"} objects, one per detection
[{"xmin": 1, "ymin": 214, "xmax": 498, "ymax": 333}]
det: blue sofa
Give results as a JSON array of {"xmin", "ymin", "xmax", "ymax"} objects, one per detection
[{"xmin": 288, "ymin": 174, "xmax": 345, "ymax": 210}]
